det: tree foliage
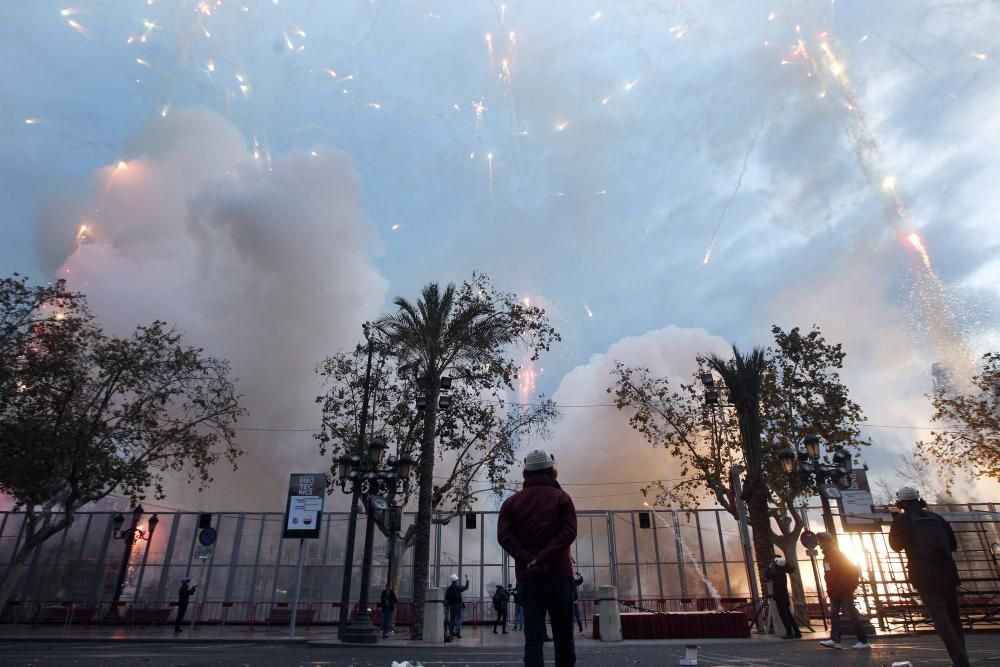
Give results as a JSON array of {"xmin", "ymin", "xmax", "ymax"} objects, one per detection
[
  {"xmin": 315, "ymin": 344, "xmax": 557, "ymax": 534},
  {"xmin": 0, "ymin": 275, "xmax": 245, "ymax": 607},
  {"xmin": 610, "ymin": 325, "xmax": 867, "ymax": 621},
  {"xmin": 918, "ymin": 352, "xmax": 1000, "ymax": 489},
  {"xmin": 372, "ymin": 273, "xmax": 558, "ymax": 639}
]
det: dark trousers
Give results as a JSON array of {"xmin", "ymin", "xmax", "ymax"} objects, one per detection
[
  {"xmin": 829, "ymin": 595, "xmax": 867, "ymax": 644},
  {"xmin": 522, "ymin": 577, "xmax": 576, "ymax": 667},
  {"xmin": 381, "ymin": 607, "xmax": 394, "ymax": 636},
  {"xmin": 775, "ymin": 596, "xmax": 799, "ymax": 636},
  {"xmin": 918, "ymin": 586, "xmax": 969, "ymax": 667},
  {"xmin": 493, "ymin": 606, "xmax": 508, "ymax": 632},
  {"xmin": 573, "ymin": 601, "xmax": 583, "ymax": 632},
  {"xmin": 174, "ymin": 602, "xmax": 188, "ymax": 630}
]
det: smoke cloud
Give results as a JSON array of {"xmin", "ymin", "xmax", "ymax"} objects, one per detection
[{"xmin": 40, "ymin": 108, "xmax": 388, "ymax": 510}]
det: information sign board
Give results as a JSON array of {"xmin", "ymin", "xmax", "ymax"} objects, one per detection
[{"xmin": 283, "ymin": 473, "xmax": 326, "ymax": 539}]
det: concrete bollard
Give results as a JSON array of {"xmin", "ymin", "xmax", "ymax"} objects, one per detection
[
  {"xmin": 423, "ymin": 587, "xmax": 446, "ymax": 643},
  {"xmin": 597, "ymin": 585, "xmax": 622, "ymax": 642}
]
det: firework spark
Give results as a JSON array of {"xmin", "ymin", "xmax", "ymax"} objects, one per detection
[{"xmin": 486, "ymin": 152, "xmax": 494, "ymax": 195}]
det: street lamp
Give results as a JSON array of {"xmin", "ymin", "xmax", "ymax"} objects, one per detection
[
  {"xmin": 337, "ymin": 435, "xmax": 414, "ymax": 643},
  {"xmin": 107, "ymin": 506, "xmax": 158, "ymax": 620},
  {"xmin": 778, "ymin": 434, "xmax": 854, "ymax": 537}
]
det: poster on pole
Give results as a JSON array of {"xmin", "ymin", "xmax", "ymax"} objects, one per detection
[
  {"xmin": 837, "ymin": 468, "xmax": 887, "ymax": 531},
  {"xmin": 283, "ymin": 473, "xmax": 327, "ymax": 539}
]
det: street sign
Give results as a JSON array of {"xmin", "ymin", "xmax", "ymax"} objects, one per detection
[
  {"xmin": 194, "ymin": 545, "xmax": 213, "ymax": 560},
  {"xmin": 198, "ymin": 526, "xmax": 218, "ymax": 546},
  {"xmin": 283, "ymin": 473, "xmax": 326, "ymax": 539},
  {"xmin": 800, "ymin": 530, "xmax": 818, "ymax": 549}
]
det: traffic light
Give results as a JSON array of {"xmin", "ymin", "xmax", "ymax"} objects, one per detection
[
  {"xmin": 199, "ymin": 513, "xmax": 212, "ymax": 529},
  {"xmin": 465, "ymin": 513, "xmax": 477, "ymax": 530},
  {"xmin": 638, "ymin": 512, "xmax": 651, "ymax": 529}
]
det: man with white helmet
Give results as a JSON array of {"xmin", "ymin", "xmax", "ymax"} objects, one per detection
[
  {"xmin": 444, "ymin": 572, "xmax": 469, "ymax": 639},
  {"xmin": 498, "ymin": 448, "xmax": 578, "ymax": 667},
  {"xmin": 889, "ymin": 486, "xmax": 968, "ymax": 667},
  {"xmin": 763, "ymin": 555, "xmax": 800, "ymax": 639}
]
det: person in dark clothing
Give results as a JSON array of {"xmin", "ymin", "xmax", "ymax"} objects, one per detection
[
  {"xmin": 763, "ymin": 556, "xmax": 801, "ymax": 639},
  {"xmin": 493, "ymin": 584, "xmax": 510, "ymax": 634},
  {"xmin": 817, "ymin": 532, "xmax": 870, "ymax": 650},
  {"xmin": 572, "ymin": 573, "xmax": 584, "ymax": 634},
  {"xmin": 380, "ymin": 582, "xmax": 398, "ymax": 638},
  {"xmin": 498, "ymin": 448, "xmax": 578, "ymax": 667},
  {"xmin": 174, "ymin": 577, "xmax": 197, "ymax": 632},
  {"xmin": 889, "ymin": 486, "xmax": 969, "ymax": 667},
  {"xmin": 444, "ymin": 574, "xmax": 469, "ymax": 639}
]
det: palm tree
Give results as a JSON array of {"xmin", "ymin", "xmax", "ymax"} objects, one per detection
[
  {"xmin": 376, "ymin": 278, "xmax": 557, "ymax": 639},
  {"xmin": 706, "ymin": 346, "xmax": 776, "ymax": 579}
]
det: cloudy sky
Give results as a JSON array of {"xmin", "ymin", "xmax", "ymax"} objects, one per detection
[{"xmin": 2, "ymin": 0, "xmax": 999, "ymax": 509}]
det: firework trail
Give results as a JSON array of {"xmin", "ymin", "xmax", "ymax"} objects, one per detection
[
  {"xmin": 798, "ymin": 32, "xmax": 972, "ymax": 375},
  {"xmin": 702, "ymin": 126, "xmax": 762, "ymax": 265}
]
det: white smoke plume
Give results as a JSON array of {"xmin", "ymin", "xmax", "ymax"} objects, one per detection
[
  {"xmin": 540, "ymin": 325, "xmax": 731, "ymax": 510},
  {"xmin": 37, "ymin": 108, "xmax": 388, "ymax": 510}
]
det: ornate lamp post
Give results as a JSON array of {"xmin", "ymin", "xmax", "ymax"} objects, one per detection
[
  {"xmin": 778, "ymin": 434, "xmax": 853, "ymax": 537},
  {"xmin": 106, "ymin": 506, "xmax": 158, "ymax": 619},
  {"xmin": 337, "ymin": 437, "xmax": 415, "ymax": 643}
]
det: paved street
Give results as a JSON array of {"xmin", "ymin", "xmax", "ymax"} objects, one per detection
[{"xmin": 1, "ymin": 633, "xmax": 999, "ymax": 666}]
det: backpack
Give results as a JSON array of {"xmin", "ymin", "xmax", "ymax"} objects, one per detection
[{"xmin": 911, "ymin": 513, "xmax": 952, "ymax": 562}]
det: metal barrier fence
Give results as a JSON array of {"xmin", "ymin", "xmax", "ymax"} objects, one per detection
[{"xmin": 2, "ymin": 503, "xmax": 998, "ymax": 632}]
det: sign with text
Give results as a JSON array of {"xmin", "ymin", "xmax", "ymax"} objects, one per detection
[
  {"xmin": 283, "ymin": 473, "xmax": 327, "ymax": 539},
  {"xmin": 837, "ymin": 468, "xmax": 885, "ymax": 531}
]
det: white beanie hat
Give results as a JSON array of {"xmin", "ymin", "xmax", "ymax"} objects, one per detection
[
  {"xmin": 450, "ymin": 574, "xmax": 459, "ymax": 582},
  {"xmin": 524, "ymin": 449, "xmax": 556, "ymax": 471},
  {"xmin": 897, "ymin": 487, "xmax": 921, "ymax": 502}
]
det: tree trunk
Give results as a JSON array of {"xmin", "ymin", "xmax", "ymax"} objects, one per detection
[
  {"xmin": 743, "ymin": 475, "xmax": 776, "ymax": 581},
  {"xmin": 0, "ymin": 510, "xmax": 75, "ymax": 611},
  {"xmin": 0, "ymin": 559, "xmax": 30, "ymax": 615},
  {"xmin": 773, "ymin": 532, "xmax": 813, "ymax": 628},
  {"xmin": 409, "ymin": 380, "xmax": 440, "ymax": 640}
]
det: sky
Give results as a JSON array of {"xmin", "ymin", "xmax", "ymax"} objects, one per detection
[{"xmin": 2, "ymin": 0, "xmax": 999, "ymax": 510}]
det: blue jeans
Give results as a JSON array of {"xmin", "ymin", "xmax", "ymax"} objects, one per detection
[
  {"xmin": 522, "ymin": 578, "xmax": 576, "ymax": 667},
  {"xmin": 829, "ymin": 596, "xmax": 867, "ymax": 644},
  {"xmin": 380, "ymin": 607, "xmax": 394, "ymax": 635},
  {"xmin": 448, "ymin": 603, "xmax": 463, "ymax": 636},
  {"xmin": 514, "ymin": 604, "xmax": 524, "ymax": 628}
]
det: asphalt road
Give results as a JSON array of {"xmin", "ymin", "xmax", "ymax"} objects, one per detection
[{"xmin": 1, "ymin": 635, "xmax": 998, "ymax": 666}]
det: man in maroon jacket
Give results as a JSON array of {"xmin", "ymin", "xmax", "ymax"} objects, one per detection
[
  {"xmin": 817, "ymin": 532, "xmax": 870, "ymax": 650},
  {"xmin": 498, "ymin": 449, "xmax": 578, "ymax": 667}
]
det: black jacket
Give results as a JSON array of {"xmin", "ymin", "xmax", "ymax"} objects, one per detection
[
  {"xmin": 888, "ymin": 509, "xmax": 959, "ymax": 590},
  {"xmin": 177, "ymin": 583, "xmax": 196, "ymax": 605},
  {"xmin": 380, "ymin": 588, "xmax": 398, "ymax": 609},
  {"xmin": 763, "ymin": 563, "xmax": 793, "ymax": 599}
]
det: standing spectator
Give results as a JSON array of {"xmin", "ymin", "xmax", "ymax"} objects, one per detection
[
  {"xmin": 173, "ymin": 577, "xmax": 197, "ymax": 633},
  {"xmin": 444, "ymin": 573, "xmax": 469, "ymax": 639},
  {"xmin": 380, "ymin": 582, "xmax": 398, "ymax": 638},
  {"xmin": 493, "ymin": 584, "xmax": 510, "ymax": 634},
  {"xmin": 889, "ymin": 487, "xmax": 969, "ymax": 667},
  {"xmin": 763, "ymin": 556, "xmax": 801, "ymax": 639},
  {"xmin": 512, "ymin": 581, "xmax": 524, "ymax": 631},
  {"xmin": 498, "ymin": 448, "xmax": 578, "ymax": 667},
  {"xmin": 817, "ymin": 532, "xmax": 870, "ymax": 650},
  {"xmin": 572, "ymin": 572, "xmax": 585, "ymax": 634}
]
